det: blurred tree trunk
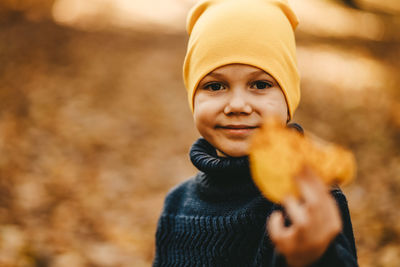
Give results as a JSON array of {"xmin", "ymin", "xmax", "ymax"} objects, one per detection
[
  {"xmin": 337, "ymin": 0, "xmax": 400, "ymax": 16},
  {"xmin": 0, "ymin": 0, "xmax": 56, "ymax": 21},
  {"xmin": 338, "ymin": 0, "xmax": 359, "ymax": 9}
]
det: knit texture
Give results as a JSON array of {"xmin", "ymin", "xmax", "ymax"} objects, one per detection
[{"xmin": 153, "ymin": 124, "xmax": 358, "ymax": 266}]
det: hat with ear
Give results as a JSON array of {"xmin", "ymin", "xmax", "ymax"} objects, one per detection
[{"xmin": 183, "ymin": 0, "xmax": 300, "ymax": 120}]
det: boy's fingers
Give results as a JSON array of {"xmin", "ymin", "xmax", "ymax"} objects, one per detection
[
  {"xmin": 295, "ymin": 167, "xmax": 327, "ymax": 204},
  {"xmin": 282, "ymin": 195, "xmax": 307, "ymax": 225}
]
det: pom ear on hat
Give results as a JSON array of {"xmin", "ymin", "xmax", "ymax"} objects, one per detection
[
  {"xmin": 183, "ymin": 0, "xmax": 301, "ymax": 120},
  {"xmin": 186, "ymin": 0, "xmax": 211, "ymax": 35},
  {"xmin": 275, "ymin": 0, "xmax": 299, "ymax": 29},
  {"xmin": 186, "ymin": 0, "xmax": 298, "ymax": 34}
]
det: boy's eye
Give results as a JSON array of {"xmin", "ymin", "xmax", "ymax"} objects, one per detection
[
  {"xmin": 204, "ymin": 82, "xmax": 224, "ymax": 91},
  {"xmin": 252, "ymin": 81, "xmax": 273, "ymax": 89}
]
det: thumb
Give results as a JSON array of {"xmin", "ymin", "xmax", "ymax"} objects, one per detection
[{"xmin": 268, "ymin": 211, "xmax": 290, "ymax": 244}]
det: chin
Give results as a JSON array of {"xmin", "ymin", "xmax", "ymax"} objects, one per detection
[{"xmin": 218, "ymin": 142, "xmax": 249, "ymax": 158}]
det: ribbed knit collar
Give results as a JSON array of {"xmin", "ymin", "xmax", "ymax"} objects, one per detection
[
  {"xmin": 190, "ymin": 137, "xmax": 257, "ymax": 199},
  {"xmin": 190, "ymin": 138, "xmax": 251, "ymax": 177},
  {"xmin": 189, "ymin": 123, "xmax": 304, "ymax": 199}
]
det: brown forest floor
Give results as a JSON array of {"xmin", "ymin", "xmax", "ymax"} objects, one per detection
[{"xmin": 0, "ymin": 12, "xmax": 400, "ymax": 267}]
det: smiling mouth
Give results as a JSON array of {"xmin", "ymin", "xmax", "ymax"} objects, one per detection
[{"xmin": 217, "ymin": 125, "xmax": 259, "ymax": 129}]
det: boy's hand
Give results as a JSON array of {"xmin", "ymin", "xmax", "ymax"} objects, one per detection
[{"xmin": 267, "ymin": 167, "xmax": 342, "ymax": 267}]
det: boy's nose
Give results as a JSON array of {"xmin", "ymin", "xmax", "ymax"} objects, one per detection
[{"xmin": 224, "ymin": 91, "xmax": 252, "ymax": 115}]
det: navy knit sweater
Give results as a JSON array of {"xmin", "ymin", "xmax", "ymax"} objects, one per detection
[{"xmin": 153, "ymin": 126, "xmax": 358, "ymax": 266}]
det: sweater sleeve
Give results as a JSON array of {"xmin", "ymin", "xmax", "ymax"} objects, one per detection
[
  {"xmin": 268, "ymin": 188, "xmax": 358, "ymax": 267},
  {"xmin": 307, "ymin": 189, "xmax": 359, "ymax": 267}
]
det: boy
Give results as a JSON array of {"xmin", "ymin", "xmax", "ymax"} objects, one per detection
[{"xmin": 153, "ymin": 0, "xmax": 358, "ymax": 266}]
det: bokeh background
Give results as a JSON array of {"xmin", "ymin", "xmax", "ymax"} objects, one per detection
[{"xmin": 0, "ymin": 0, "xmax": 399, "ymax": 266}]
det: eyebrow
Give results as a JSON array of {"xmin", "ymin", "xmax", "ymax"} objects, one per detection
[{"xmin": 208, "ymin": 69, "xmax": 270, "ymax": 78}]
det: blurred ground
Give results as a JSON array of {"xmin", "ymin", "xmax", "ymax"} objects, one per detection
[{"xmin": 0, "ymin": 0, "xmax": 399, "ymax": 266}]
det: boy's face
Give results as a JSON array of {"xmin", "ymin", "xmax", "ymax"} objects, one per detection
[{"xmin": 193, "ymin": 64, "xmax": 288, "ymax": 157}]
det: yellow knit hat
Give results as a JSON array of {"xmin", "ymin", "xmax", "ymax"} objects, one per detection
[{"xmin": 183, "ymin": 0, "xmax": 300, "ymax": 120}]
